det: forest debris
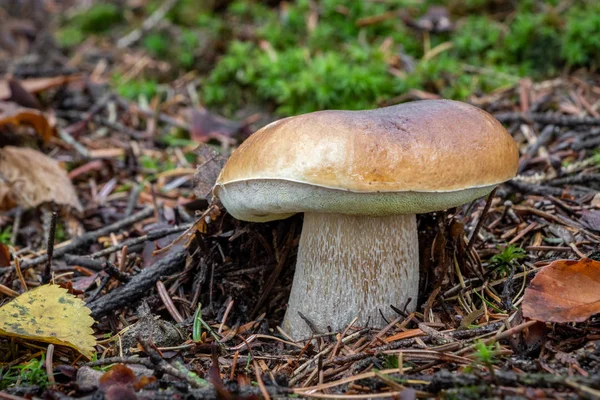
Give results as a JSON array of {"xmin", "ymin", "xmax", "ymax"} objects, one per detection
[
  {"xmin": 0, "ymin": 284, "xmax": 96, "ymax": 359},
  {"xmin": 522, "ymin": 258, "xmax": 600, "ymax": 323},
  {"xmin": 0, "ymin": 75, "xmax": 80, "ymax": 100},
  {"xmin": 580, "ymin": 210, "xmax": 600, "ymax": 231},
  {"xmin": 119, "ymin": 303, "xmax": 184, "ymax": 353},
  {"xmin": 188, "ymin": 107, "xmax": 240, "ymax": 143},
  {"xmin": 88, "ymin": 247, "xmax": 187, "ymax": 318},
  {"xmin": 0, "ymin": 242, "xmax": 9, "ymax": 267},
  {"xmin": 193, "ymin": 144, "xmax": 226, "ymax": 200},
  {"xmin": 0, "ymin": 101, "xmax": 54, "ymax": 142},
  {"xmin": 0, "ymin": 146, "xmax": 82, "ymax": 211},
  {"xmin": 6, "ymin": 76, "xmax": 41, "ymax": 109}
]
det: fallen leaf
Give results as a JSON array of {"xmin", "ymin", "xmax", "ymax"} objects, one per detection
[
  {"xmin": 0, "ymin": 242, "xmax": 10, "ymax": 267},
  {"xmin": 522, "ymin": 258, "xmax": 600, "ymax": 323},
  {"xmin": 0, "ymin": 75, "xmax": 80, "ymax": 101},
  {"xmin": 71, "ymin": 273, "xmax": 99, "ymax": 292},
  {"xmin": 141, "ymin": 222, "xmax": 184, "ymax": 268},
  {"xmin": 193, "ymin": 144, "xmax": 226, "ymax": 200},
  {"xmin": 104, "ymin": 386, "xmax": 138, "ymax": 400},
  {"xmin": 99, "ymin": 364, "xmax": 138, "ymax": 389},
  {"xmin": 0, "ymin": 146, "xmax": 82, "ymax": 212},
  {"xmin": 7, "ymin": 77, "xmax": 41, "ymax": 109},
  {"xmin": 591, "ymin": 193, "xmax": 600, "ymax": 208},
  {"xmin": 188, "ymin": 107, "xmax": 240, "ymax": 143},
  {"xmin": 0, "ymin": 101, "xmax": 54, "ymax": 142},
  {"xmin": 580, "ymin": 210, "xmax": 600, "ymax": 232},
  {"xmin": 0, "ymin": 284, "xmax": 96, "ymax": 358}
]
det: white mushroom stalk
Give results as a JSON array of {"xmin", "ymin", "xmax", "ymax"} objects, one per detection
[{"xmin": 283, "ymin": 213, "xmax": 418, "ymax": 338}]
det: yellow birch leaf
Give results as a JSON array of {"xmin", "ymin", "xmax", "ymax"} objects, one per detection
[{"xmin": 0, "ymin": 284, "xmax": 96, "ymax": 359}]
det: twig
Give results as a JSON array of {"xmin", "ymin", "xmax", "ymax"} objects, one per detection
[
  {"xmin": 329, "ymin": 321, "xmax": 504, "ymax": 366},
  {"xmin": 10, "ymin": 207, "xmax": 22, "ymax": 246},
  {"xmin": 125, "ymin": 183, "xmax": 143, "ymax": 217},
  {"xmin": 507, "ymin": 180, "xmax": 577, "ymax": 197},
  {"xmin": 42, "ymin": 211, "xmax": 58, "ymax": 284},
  {"xmin": 88, "ymin": 247, "xmax": 186, "ymax": 318},
  {"xmin": 63, "ymin": 255, "xmax": 104, "ymax": 271},
  {"xmin": 45, "ymin": 344, "xmax": 56, "ymax": 386},
  {"xmin": 137, "ymin": 334, "xmax": 208, "ymax": 389},
  {"xmin": 86, "ymin": 356, "xmax": 154, "ymax": 368},
  {"xmin": 117, "ymin": 0, "xmax": 179, "ymax": 48},
  {"xmin": 494, "ymin": 112, "xmax": 600, "ymax": 126},
  {"xmin": 103, "ymin": 262, "xmax": 131, "ymax": 283},
  {"xmin": 156, "ymin": 280, "xmax": 184, "ymax": 323},
  {"xmin": 57, "ymin": 128, "xmax": 90, "ymax": 158},
  {"xmin": 89, "ymin": 223, "xmax": 190, "ymax": 259},
  {"xmin": 1, "ymin": 207, "xmax": 154, "ymax": 273},
  {"xmin": 466, "ymin": 188, "xmax": 496, "ymax": 253},
  {"xmin": 548, "ymin": 173, "xmax": 600, "ymax": 187}
]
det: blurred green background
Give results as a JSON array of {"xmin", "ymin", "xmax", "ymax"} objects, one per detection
[{"xmin": 58, "ymin": 0, "xmax": 600, "ymax": 116}]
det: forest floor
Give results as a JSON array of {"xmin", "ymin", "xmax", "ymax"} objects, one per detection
[{"xmin": 1, "ymin": 1, "xmax": 600, "ymax": 399}]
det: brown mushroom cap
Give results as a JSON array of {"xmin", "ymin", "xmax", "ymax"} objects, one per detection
[{"xmin": 214, "ymin": 100, "xmax": 518, "ymax": 222}]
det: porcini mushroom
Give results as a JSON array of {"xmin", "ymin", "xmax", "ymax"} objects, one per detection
[{"xmin": 213, "ymin": 100, "xmax": 518, "ymax": 339}]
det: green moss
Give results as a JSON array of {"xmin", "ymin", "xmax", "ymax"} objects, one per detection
[
  {"xmin": 201, "ymin": 0, "xmax": 524, "ymax": 116},
  {"xmin": 562, "ymin": 4, "xmax": 600, "ymax": 66},
  {"xmin": 56, "ymin": 26, "xmax": 85, "ymax": 47},
  {"xmin": 57, "ymin": 2, "xmax": 123, "ymax": 48},
  {"xmin": 143, "ymin": 32, "xmax": 170, "ymax": 58},
  {"xmin": 504, "ymin": 12, "xmax": 562, "ymax": 76},
  {"xmin": 81, "ymin": 3, "xmax": 122, "ymax": 33},
  {"xmin": 113, "ymin": 75, "xmax": 160, "ymax": 100},
  {"xmin": 59, "ymin": 0, "xmax": 600, "ymax": 116}
]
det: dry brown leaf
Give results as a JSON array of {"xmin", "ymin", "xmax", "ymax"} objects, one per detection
[
  {"xmin": 580, "ymin": 210, "xmax": 600, "ymax": 232},
  {"xmin": 188, "ymin": 107, "xmax": 240, "ymax": 143},
  {"xmin": 193, "ymin": 144, "xmax": 226, "ymax": 200},
  {"xmin": 0, "ymin": 146, "xmax": 82, "ymax": 211},
  {"xmin": 0, "ymin": 101, "xmax": 54, "ymax": 142},
  {"xmin": 0, "ymin": 242, "xmax": 10, "ymax": 267},
  {"xmin": 522, "ymin": 258, "xmax": 600, "ymax": 323},
  {"xmin": 0, "ymin": 75, "xmax": 80, "ymax": 101}
]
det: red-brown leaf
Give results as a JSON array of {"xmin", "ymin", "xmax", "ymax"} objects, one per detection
[
  {"xmin": 99, "ymin": 364, "xmax": 137, "ymax": 389},
  {"xmin": 0, "ymin": 101, "xmax": 54, "ymax": 142},
  {"xmin": 0, "ymin": 243, "xmax": 10, "ymax": 267},
  {"xmin": 522, "ymin": 258, "xmax": 600, "ymax": 323}
]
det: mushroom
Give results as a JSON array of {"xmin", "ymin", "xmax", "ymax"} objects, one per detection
[{"xmin": 213, "ymin": 100, "xmax": 518, "ymax": 339}]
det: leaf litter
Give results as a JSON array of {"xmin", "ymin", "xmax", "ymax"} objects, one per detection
[{"xmin": 0, "ymin": 3, "xmax": 600, "ymax": 400}]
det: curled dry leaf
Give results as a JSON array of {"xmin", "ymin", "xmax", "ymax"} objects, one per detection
[
  {"xmin": 0, "ymin": 146, "xmax": 82, "ymax": 211},
  {"xmin": 0, "ymin": 284, "xmax": 96, "ymax": 359},
  {"xmin": 0, "ymin": 101, "xmax": 54, "ymax": 142},
  {"xmin": 522, "ymin": 258, "xmax": 600, "ymax": 323},
  {"xmin": 0, "ymin": 75, "xmax": 80, "ymax": 101},
  {"xmin": 0, "ymin": 242, "xmax": 10, "ymax": 267},
  {"xmin": 99, "ymin": 364, "xmax": 156, "ymax": 393}
]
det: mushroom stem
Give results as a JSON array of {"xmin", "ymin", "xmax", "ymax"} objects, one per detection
[{"xmin": 282, "ymin": 212, "xmax": 419, "ymax": 339}]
